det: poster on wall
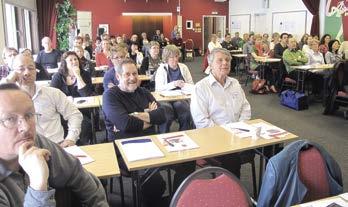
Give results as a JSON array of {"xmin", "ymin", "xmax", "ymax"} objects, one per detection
[{"xmin": 325, "ymin": 0, "xmax": 348, "ymax": 41}]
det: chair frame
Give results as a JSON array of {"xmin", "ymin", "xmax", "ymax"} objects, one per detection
[{"xmin": 169, "ymin": 166, "xmax": 254, "ymax": 207}]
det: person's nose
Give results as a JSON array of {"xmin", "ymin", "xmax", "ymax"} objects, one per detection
[{"xmin": 17, "ymin": 117, "xmax": 31, "ymax": 132}]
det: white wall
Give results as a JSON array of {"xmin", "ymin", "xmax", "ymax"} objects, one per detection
[
  {"xmin": 0, "ymin": 0, "xmax": 5, "ymax": 64},
  {"xmin": 229, "ymin": 0, "xmax": 317, "ymax": 40}
]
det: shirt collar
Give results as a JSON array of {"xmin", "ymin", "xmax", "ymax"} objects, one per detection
[
  {"xmin": 208, "ymin": 73, "xmax": 233, "ymax": 88},
  {"xmin": 32, "ymin": 83, "xmax": 43, "ymax": 100}
]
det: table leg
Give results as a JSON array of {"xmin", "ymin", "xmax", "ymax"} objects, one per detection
[
  {"xmin": 90, "ymin": 108, "xmax": 97, "ymax": 144},
  {"xmin": 132, "ymin": 171, "xmax": 142, "ymax": 207},
  {"xmin": 258, "ymin": 147, "xmax": 265, "ymax": 191}
]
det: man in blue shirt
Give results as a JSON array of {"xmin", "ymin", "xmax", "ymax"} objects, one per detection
[{"xmin": 102, "ymin": 47, "xmax": 127, "ymax": 91}]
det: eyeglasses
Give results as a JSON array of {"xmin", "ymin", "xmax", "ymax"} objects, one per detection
[
  {"xmin": 0, "ymin": 112, "xmax": 41, "ymax": 129},
  {"xmin": 111, "ymin": 56, "xmax": 125, "ymax": 60}
]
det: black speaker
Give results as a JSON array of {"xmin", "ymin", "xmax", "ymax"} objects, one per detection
[{"xmin": 98, "ymin": 28, "xmax": 105, "ymax": 36}]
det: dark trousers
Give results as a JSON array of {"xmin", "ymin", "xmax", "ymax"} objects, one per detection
[
  {"xmin": 215, "ymin": 153, "xmax": 242, "ymax": 178},
  {"xmin": 159, "ymin": 101, "xmax": 193, "ymax": 133}
]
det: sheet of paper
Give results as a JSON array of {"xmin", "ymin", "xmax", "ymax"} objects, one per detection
[
  {"xmin": 250, "ymin": 123, "xmax": 289, "ymax": 139},
  {"xmin": 120, "ymin": 138, "xmax": 164, "ymax": 162},
  {"xmin": 64, "ymin": 145, "xmax": 95, "ymax": 165},
  {"xmin": 339, "ymin": 193, "xmax": 348, "ymax": 201},
  {"xmin": 299, "ymin": 197, "xmax": 347, "ymax": 207},
  {"xmin": 221, "ymin": 122, "xmax": 255, "ymax": 138},
  {"xmin": 157, "ymin": 132, "xmax": 199, "ymax": 152},
  {"xmin": 160, "ymin": 90, "xmax": 183, "ymax": 97},
  {"xmin": 181, "ymin": 84, "xmax": 194, "ymax": 95}
]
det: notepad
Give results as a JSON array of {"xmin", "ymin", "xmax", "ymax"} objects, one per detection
[
  {"xmin": 120, "ymin": 138, "xmax": 164, "ymax": 162},
  {"xmin": 221, "ymin": 122, "xmax": 255, "ymax": 138},
  {"xmin": 157, "ymin": 132, "xmax": 199, "ymax": 152},
  {"xmin": 64, "ymin": 145, "xmax": 95, "ymax": 165},
  {"xmin": 250, "ymin": 123, "xmax": 289, "ymax": 139}
]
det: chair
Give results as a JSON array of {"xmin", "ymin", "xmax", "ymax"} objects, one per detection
[
  {"xmin": 196, "ymin": 150, "xmax": 258, "ymax": 199},
  {"xmin": 257, "ymin": 140, "xmax": 343, "ymax": 207},
  {"xmin": 323, "ymin": 61, "xmax": 348, "ymax": 118},
  {"xmin": 170, "ymin": 167, "xmax": 254, "ymax": 207},
  {"xmin": 184, "ymin": 39, "xmax": 194, "ymax": 61}
]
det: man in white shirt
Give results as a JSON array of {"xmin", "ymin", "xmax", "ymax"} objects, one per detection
[
  {"xmin": 190, "ymin": 48, "xmax": 251, "ymax": 177},
  {"xmin": 2, "ymin": 54, "xmax": 83, "ymax": 147}
]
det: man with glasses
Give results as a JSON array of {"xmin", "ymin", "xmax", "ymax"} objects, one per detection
[
  {"xmin": 103, "ymin": 48, "xmax": 127, "ymax": 91},
  {"xmin": 1, "ymin": 54, "xmax": 83, "ymax": 147},
  {"xmin": 0, "ymin": 83, "xmax": 107, "ymax": 206}
]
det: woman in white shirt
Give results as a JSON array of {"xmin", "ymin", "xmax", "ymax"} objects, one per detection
[
  {"xmin": 155, "ymin": 44, "xmax": 194, "ymax": 132},
  {"xmin": 208, "ymin": 34, "xmax": 222, "ymax": 52}
]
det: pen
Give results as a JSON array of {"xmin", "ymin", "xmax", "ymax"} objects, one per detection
[
  {"xmin": 74, "ymin": 155, "xmax": 87, "ymax": 158},
  {"xmin": 164, "ymin": 139, "xmax": 174, "ymax": 147},
  {"xmin": 163, "ymin": 134, "xmax": 184, "ymax": 139},
  {"xmin": 231, "ymin": 128, "xmax": 250, "ymax": 132}
]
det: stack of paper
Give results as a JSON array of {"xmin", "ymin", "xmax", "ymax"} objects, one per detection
[
  {"xmin": 64, "ymin": 145, "xmax": 95, "ymax": 165},
  {"xmin": 221, "ymin": 122, "xmax": 255, "ymax": 138},
  {"xmin": 160, "ymin": 90, "xmax": 183, "ymax": 97},
  {"xmin": 250, "ymin": 123, "xmax": 289, "ymax": 139},
  {"xmin": 157, "ymin": 132, "xmax": 199, "ymax": 152},
  {"xmin": 120, "ymin": 138, "xmax": 164, "ymax": 162}
]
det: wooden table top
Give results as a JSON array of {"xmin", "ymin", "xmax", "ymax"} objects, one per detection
[
  {"xmin": 291, "ymin": 64, "xmax": 334, "ymax": 71},
  {"xmin": 255, "ymin": 57, "xmax": 282, "ymax": 63},
  {"xmin": 80, "ymin": 143, "xmax": 120, "ymax": 179},
  {"xmin": 115, "ymin": 119, "xmax": 298, "ymax": 171},
  {"xmin": 73, "ymin": 96, "xmax": 102, "ymax": 109},
  {"xmin": 151, "ymin": 92, "xmax": 191, "ymax": 102}
]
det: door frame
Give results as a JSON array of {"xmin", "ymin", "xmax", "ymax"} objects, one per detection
[{"xmin": 202, "ymin": 15, "xmax": 226, "ymax": 52}]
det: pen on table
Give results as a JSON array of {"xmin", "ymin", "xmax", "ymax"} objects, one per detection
[
  {"xmin": 163, "ymin": 134, "xmax": 184, "ymax": 139},
  {"xmin": 74, "ymin": 155, "xmax": 87, "ymax": 158},
  {"xmin": 164, "ymin": 139, "xmax": 174, "ymax": 147},
  {"xmin": 231, "ymin": 127, "xmax": 250, "ymax": 132}
]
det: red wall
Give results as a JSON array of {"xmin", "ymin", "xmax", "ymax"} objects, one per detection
[{"xmin": 71, "ymin": 0, "xmax": 228, "ymax": 49}]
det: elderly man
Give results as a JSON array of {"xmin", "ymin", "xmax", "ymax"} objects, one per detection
[
  {"xmin": 0, "ymin": 83, "xmax": 107, "ymax": 206},
  {"xmin": 103, "ymin": 59, "xmax": 195, "ymax": 205},
  {"xmin": 190, "ymin": 48, "xmax": 251, "ymax": 177},
  {"xmin": 2, "ymin": 54, "xmax": 83, "ymax": 147},
  {"xmin": 0, "ymin": 47, "xmax": 18, "ymax": 80},
  {"xmin": 35, "ymin": 37, "xmax": 61, "ymax": 70}
]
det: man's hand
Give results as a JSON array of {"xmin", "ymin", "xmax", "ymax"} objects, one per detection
[
  {"xmin": 3, "ymin": 70, "xmax": 20, "ymax": 83},
  {"xmin": 60, "ymin": 139, "xmax": 75, "ymax": 148},
  {"xmin": 18, "ymin": 142, "xmax": 51, "ymax": 191},
  {"xmin": 148, "ymin": 101, "xmax": 158, "ymax": 111},
  {"xmin": 72, "ymin": 66, "xmax": 81, "ymax": 77}
]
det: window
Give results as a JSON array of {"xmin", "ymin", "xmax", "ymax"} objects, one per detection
[{"xmin": 4, "ymin": 3, "xmax": 39, "ymax": 53}]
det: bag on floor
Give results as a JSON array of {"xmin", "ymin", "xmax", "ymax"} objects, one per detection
[
  {"xmin": 280, "ymin": 89, "xmax": 308, "ymax": 110},
  {"xmin": 251, "ymin": 79, "xmax": 267, "ymax": 94}
]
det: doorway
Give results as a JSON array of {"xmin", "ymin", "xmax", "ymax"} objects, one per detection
[{"xmin": 202, "ymin": 15, "xmax": 226, "ymax": 52}]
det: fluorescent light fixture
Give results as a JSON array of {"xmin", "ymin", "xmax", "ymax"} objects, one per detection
[{"xmin": 122, "ymin": 12, "xmax": 172, "ymax": 16}]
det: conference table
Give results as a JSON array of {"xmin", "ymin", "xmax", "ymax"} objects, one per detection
[
  {"xmin": 255, "ymin": 57, "xmax": 282, "ymax": 79},
  {"xmin": 291, "ymin": 193, "xmax": 348, "ymax": 207},
  {"xmin": 232, "ymin": 54, "xmax": 248, "ymax": 77},
  {"xmin": 115, "ymin": 119, "xmax": 298, "ymax": 206},
  {"xmin": 80, "ymin": 143, "xmax": 120, "ymax": 179}
]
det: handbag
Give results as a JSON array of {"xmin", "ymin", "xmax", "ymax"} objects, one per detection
[{"xmin": 280, "ymin": 89, "xmax": 308, "ymax": 110}]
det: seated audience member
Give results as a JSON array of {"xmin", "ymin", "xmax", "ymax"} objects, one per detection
[
  {"xmin": 35, "ymin": 37, "xmax": 61, "ymax": 70},
  {"xmin": 116, "ymin": 35, "xmax": 123, "ymax": 45},
  {"xmin": 306, "ymin": 39, "xmax": 325, "ymax": 65},
  {"xmin": 302, "ymin": 36, "xmax": 314, "ymax": 54},
  {"xmin": 325, "ymin": 39, "xmax": 342, "ymax": 64},
  {"xmin": 239, "ymin": 33, "xmax": 249, "ymax": 49},
  {"xmin": 158, "ymin": 33, "xmax": 169, "ymax": 49},
  {"xmin": 243, "ymin": 33, "xmax": 255, "ymax": 56},
  {"xmin": 74, "ymin": 45, "xmax": 95, "ymax": 76},
  {"xmin": 128, "ymin": 34, "xmax": 139, "ymax": 47},
  {"xmin": 122, "ymin": 33, "xmax": 129, "ymax": 45},
  {"xmin": 73, "ymin": 36, "xmax": 91, "ymax": 60},
  {"xmin": 152, "ymin": 29, "xmax": 161, "ymax": 42},
  {"xmin": 262, "ymin": 33, "xmax": 270, "ymax": 46},
  {"xmin": 0, "ymin": 83, "xmax": 107, "ymax": 206},
  {"xmin": 102, "ymin": 59, "xmax": 195, "ymax": 205},
  {"xmin": 110, "ymin": 35, "xmax": 117, "ymax": 46},
  {"xmin": 51, "ymin": 51, "xmax": 93, "ymax": 145},
  {"xmin": 140, "ymin": 32, "xmax": 150, "ymax": 55},
  {"xmin": 221, "ymin": 33, "xmax": 236, "ymax": 51},
  {"xmin": 103, "ymin": 48, "xmax": 127, "ymax": 91},
  {"xmin": 83, "ymin": 34, "xmax": 93, "ymax": 58},
  {"xmin": 128, "ymin": 43, "xmax": 144, "ymax": 68},
  {"xmin": 270, "ymin": 32, "xmax": 280, "ymax": 50},
  {"xmin": 2, "ymin": 54, "xmax": 83, "ymax": 147},
  {"xmin": 95, "ymin": 39, "xmax": 111, "ymax": 67},
  {"xmin": 94, "ymin": 36, "xmax": 102, "ymax": 54},
  {"xmin": 338, "ymin": 41, "xmax": 348, "ymax": 59},
  {"xmin": 20, "ymin": 48, "xmax": 49, "ymax": 80},
  {"xmin": 231, "ymin": 32, "xmax": 242, "ymax": 49},
  {"xmin": 140, "ymin": 41, "xmax": 162, "ymax": 75},
  {"xmin": 171, "ymin": 25, "xmax": 179, "ymax": 39},
  {"xmin": 298, "ymin": 33, "xmax": 310, "ymax": 50},
  {"xmin": 283, "ymin": 38, "xmax": 308, "ymax": 91},
  {"xmin": 171, "ymin": 32, "xmax": 186, "ymax": 61},
  {"xmin": 208, "ymin": 34, "xmax": 222, "ymax": 53},
  {"xmin": 190, "ymin": 48, "xmax": 251, "ymax": 177},
  {"xmin": 274, "ymin": 33, "xmax": 288, "ymax": 59},
  {"xmin": 319, "ymin": 34, "xmax": 331, "ymax": 55},
  {"xmin": 155, "ymin": 45, "xmax": 194, "ymax": 132},
  {"xmin": 0, "ymin": 47, "xmax": 18, "ymax": 80}
]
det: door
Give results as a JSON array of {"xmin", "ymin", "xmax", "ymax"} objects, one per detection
[
  {"xmin": 77, "ymin": 11, "xmax": 92, "ymax": 38},
  {"xmin": 202, "ymin": 15, "xmax": 226, "ymax": 52},
  {"xmin": 132, "ymin": 16, "xmax": 163, "ymax": 38}
]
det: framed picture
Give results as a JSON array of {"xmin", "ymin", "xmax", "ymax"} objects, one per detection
[
  {"xmin": 98, "ymin": 24, "xmax": 109, "ymax": 35},
  {"xmin": 186, "ymin": 20, "xmax": 193, "ymax": 30}
]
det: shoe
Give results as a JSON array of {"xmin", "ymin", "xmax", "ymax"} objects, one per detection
[
  {"xmin": 284, "ymin": 77, "xmax": 296, "ymax": 84},
  {"xmin": 337, "ymin": 91, "xmax": 348, "ymax": 97}
]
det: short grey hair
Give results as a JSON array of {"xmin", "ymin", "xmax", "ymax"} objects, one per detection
[
  {"xmin": 162, "ymin": 44, "xmax": 181, "ymax": 62},
  {"xmin": 115, "ymin": 58, "xmax": 137, "ymax": 75},
  {"xmin": 207, "ymin": 48, "xmax": 231, "ymax": 65}
]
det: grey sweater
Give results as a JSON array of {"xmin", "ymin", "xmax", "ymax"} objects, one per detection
[{"xmin": 0, "ymin": 135, "xmax": 108, "ymax": 207}]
